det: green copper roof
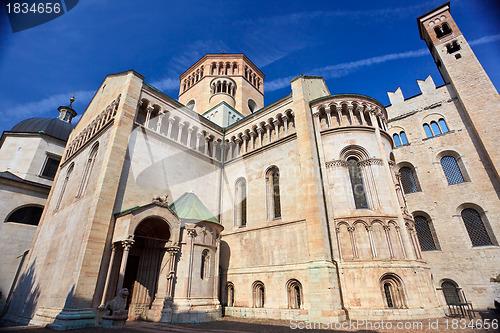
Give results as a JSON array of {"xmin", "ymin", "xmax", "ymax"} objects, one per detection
[{"xmin": 169, "ymin": 192, "xmax": 219, "ymax": 224}]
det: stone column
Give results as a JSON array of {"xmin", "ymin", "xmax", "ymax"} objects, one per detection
[
  {"xmin": 395, "ymin": 225, "xmax": 407, "ymax": 259},
  {"xmin": 336, "ymin": 104, "xmax": 343, "ymax": 126},
  {"xmin": 312, "ymin": 110, "xmax": 321, "ymax": 129},
  {"xmin": 177, "ymin": 122, "xmax": 185, "ymax": 142},
  {"xmin": 204, "ymin": 136, "xmax": 211, "ymax": 156},
  {"xmin": 281, "ymin": 115, "xmax": 289, "ymax": 134},
  {"xmin": 167, "ymin": 118, "xmax": 176, "ymax": 139},
  {"xmin": 250, "ymin": 131, "xmax": 257, "ymax": 151},
  {"xmin": 265, "ymin": 123, "xmax": 272, "ymax": 143},
  {"xmin": 213, "ymin": 235, "xmax": 221, "ymax": 303},
  {"xmin": 228, "ymin": 139, "xmax": 234, "ymax": 159},
  {"xmin": 116, "ymin": 238, "xmax": 134, "ymax": 293},
  {"xmin": 234, "ymin": 138, "xmax": 242, "ymax": 156},
  {"xmin": 324, "ymin": 106, "xmax": 332, "ymax": 128},
  {"xmin": 242, "ymin": 134, "xmax": 249, "ymax": 153},
  {"xmin": 196, "ymin": 132, "xmax": 203, "ymax": 152},
  {"xmin": 145, "ymin": 105, "xmax": 153, "ymax": 128},
  {"xmin": 347, "ymin": 102, "xmax": 354, "ymax": 125},
  {"xmin": 100, "ymin": 243, "xmax": 117, "ymax": 306},
  {"xmin": 212, "ymin": 140, "xmax": 219, "ymax": 159},
  {"xmin": 366, "ymin": 225, "xmax": 377, "ymax": 258},
  {"xmin": 356, "ymin": 105, "xmax": 364, "ymax": 125},
  {"xmin": 273, "ymin": 118, "xmax": 280, "ymax": 139},
  {"xmin": 187, "ymin": 127, "xmax": 194, "ymax": 148},
  {"xmin": 186, "ymin": 228, "xmax": 197, "ymax": 298},
  {"xmin": 165, "ymin": 246, "xmax": 180, "ymax": 299},
  {"xmin": 384, "ymin": 225, "xmax": 395, "ymax": 258},
  {"xmin": 257, "ymin": 126, "xmax": 264, "ymax": 147},
  {"xmin": 347, "ymin": 226, "xmax": 358, "ymax": 259},
  {"xmin": 156, "ymin": 110, "xmax": 164, "ymax": 132}
]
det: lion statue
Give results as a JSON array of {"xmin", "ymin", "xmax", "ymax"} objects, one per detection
[{"xmin": 102, "ymin": 288, "xmax": 129, "ymax": 319}]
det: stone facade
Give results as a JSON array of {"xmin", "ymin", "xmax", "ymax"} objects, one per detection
[{"xmin": 1, "ymin": 3, "xmax": 499, "ymax": 330}]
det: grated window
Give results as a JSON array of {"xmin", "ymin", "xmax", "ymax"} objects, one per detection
[
  {"xmin": 441, "ymin": 156, "xmax": 465, "ymax": 185},
  {"xmin": 400, "ymin": 167, "xmax": 419, "ymax": 194},
  {"xmin": 414, "ymin": 216, "xmax": 437, "ymax": 251},
  {"xmin": 461, "ymin": 208, "xmax": 492, "ymax": 247}
]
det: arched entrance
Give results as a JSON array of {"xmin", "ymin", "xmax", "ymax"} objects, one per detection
[{"xmin": 124, "ymin": 217, "xmax": 170, "ymax": 319}]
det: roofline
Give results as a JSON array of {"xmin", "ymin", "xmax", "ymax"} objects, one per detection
[
  {"xmin": 0, "ymin": 171, "xmax": 51, "ymax": 190},
  {"xmin": 201, "ymin": 101, "xmax": 245, "ymax": 118},
  {"xmin": 179, "ymin": 54, "xmax": 265, "ymax": 80},
  {"xmin": 0, "ymin": 130, "xmax": 69, "ymax": 149},
  {"xmin": 310, "ymin": 93, "xmax": 386, "ymax": 109},
  {"xmin": 417, "ymin": 2, "xmax": 450, "ymax": 40}
]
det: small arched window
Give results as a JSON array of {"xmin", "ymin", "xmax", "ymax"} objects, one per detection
[
  {"xmin": 200, "ymin": 249, "xmax": 210, "ymax": 279},
  {"xmin": 226, "ymin": 283, "xmax": 234, "ymax": 307},
  {"xmin": 430, "ymin": 121, "xmax": 442, "ymax": 136},
  {"xmin": 248, "ymin": 99, "xmax": 257, "ymax": 113},
  {"xmin": 400, "ymin": 167, "xmax": 419, "ymax": 194},
  {"xmin": 266, "ymin": 166, "xmax": 281, "ymax": 219},
  {"xmin": 393, "ymin": 134, "xmax": 402, "ymax": 147},
  {"xmin": 381, "ymin": 274, "xmax": 406, "ymax": 309},
  {"xmin": 461, "ymin": 208, "xmax": 493, "ymax": 247},
  {"xmin": 55, "ymin": 162, "xmax": 74, "ymax": 211},
  {"xmin": 441, "ymin": 280, "xmax": 461, "ymax": 305},
  {"xmin": 287, "ymin": 279, "xmax": 303, "ymax": 309},
  {"xmin": 413, "ymin": 215, "xmax": 438, "ymax": 251},
  {"xmin": 438, "ymin": 119, "xmax": 449, "ymax": 133},
  {"xmin": 423, "ymin": 124, "xmax": 433, "ymax": 138},
  {"xmin": 6, "ymin": 205, "xmax": 43, "ymax": 226},
  {"xmin": 347, "ymin": 158, "xmax": 368, "ymax": 209},
  {"xmin": 252, "ymin": 281, "xmax": 265, "ymax": 308},
  {"xmin": 76, "ymin": 143, "xmax": 99, "ymax": 197},
  {"xmin": 400, "ymin": 131, "xmax": 408, "ymax": 145},
  {"xmin": 441, "ymin": 23, "xmax": 452, "ymax": 36},
  {"xmin": 440, "ymin": 156, "xmax": 465, "ymax": 185},
  {"xmin": 235, "ymin": 178, "xmax": 247, "ymax": 227}
]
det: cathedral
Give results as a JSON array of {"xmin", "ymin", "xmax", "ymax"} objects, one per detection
[{"xmin": 0, "ymin": 3, "xmax": 499, "ymax": 330}]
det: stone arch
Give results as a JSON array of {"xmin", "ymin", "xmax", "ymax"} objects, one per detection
[
  {"xmin": 5, "ymin": 204, "xmax": 44, "ymax": 226},
  {"xmin": 286, "ymin": 279, "xmax": 303, "ymax": 309},
  {"xmin": 380, "ymin": 273, "xmax": 407, "ymax": 309}
]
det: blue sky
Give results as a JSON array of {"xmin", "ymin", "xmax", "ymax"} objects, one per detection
[{"xmin": 1, "ymin": 0, "xmax": 499, "ymax": 133}]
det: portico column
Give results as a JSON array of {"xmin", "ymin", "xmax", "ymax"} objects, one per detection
[
  {"xmin": 347, "ymin": 102, "xmax": 354, "ymax": 125},
  {"xmin": 212, "ymin": 140, "xmax": 218, "ymax": 158},
  {"xmin": 204, "ymin": 136, "xmax": 211, "ymax": 156},
  {"xmin": 116, "ymin": 238, "xmax": 134, "ymax": 293},
  {"xmin": 177, "ymin": 122, "xmax": 185, "ymax": 142},
  {"xmin": 250, "ymin": 131, "xmax": 257, "ymax": 150},
  {"xmin": 145, "ymin": 105, "xmax": 153, "ymax": 128},
  {"xmin": 156, "ymin": 111, "xmax": 164, "ymax": 132},
  {"xmin": 228, "ymin": 139, "xmax": 234, "ymax": 159},
  {"xmin": 242, "ymin": 134, "xmax": 249, "ymax": 153},
  {"xmin": 167, "ymin": 118, "xmax": 176, "ymax": 139},
  {"xmin": 265, "ymin": 123, "xmax": 272, "ymax": 143},
  {"xmin": 100, "ymin": 243, "xmax": 117, "ymax": 306},
  {"xmin": 281, "ymin": 115, "xmax": 289, "ymax": 134},
  {"xmin": 196, "ymin": 132, "xmax": 203, "ymax": 152},
  {"xmin": 257, "ymin": 126, "xmax": 264, "ymax": 147},
  {"xmin": 187, "ymin": 127, "xmax": 194, "ymax": 148},
  {"xmin": 273, "ymin": 118, "xmax": 280, "ymax": 139},
  {"xmin": 324, "ymin": 106, "xmax": 332, "ymax": 128},
  {"xmin": 347, "ymin": 226, "xmax": 358, "ymax": 259},
  {"xmin": 234, "ymin": 138, "xmax": 242, "ymax": 156},
  {"xmin": 336, "ymin": 104, "xmax": 343, "ymax": 126}
]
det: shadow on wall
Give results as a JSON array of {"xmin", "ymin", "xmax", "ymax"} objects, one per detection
[
  {"xmin": 219, "ymin": 240, "xmax": 231, "ymax": 311},
  {"xmin": 2, "ymin": 260, "xmax": 40, "ymax": 325}
]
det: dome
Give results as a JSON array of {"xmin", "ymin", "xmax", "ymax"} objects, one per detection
[{"xmin": 11, "ymin": 117, "xmax": 75, "ymax": 142}]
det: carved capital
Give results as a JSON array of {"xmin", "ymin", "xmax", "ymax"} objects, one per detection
[
  {"xmin": 347, "ymin": 226, "xmax": 355, "ymax": 233},
  {"xmin": 186, "ymin": 228, "xmax": 197, "ymax": 237},
  {"xmin": 121, "ymin": 238, "xmax": 135, "ymax": 250},
  {"xmin": 383, "ymin": 225, "xmax": 390, "ymax": 231}
]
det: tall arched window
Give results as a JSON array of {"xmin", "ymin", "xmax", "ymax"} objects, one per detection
[
  {"xmin": 200, "ymin": 249, "xmax": 210, "ymax": 279},
  {"xmin": 413, "ymin": 215, "xmax": 438, "ymax": 251},
  {"xmin": 252, "ymin": 281, "xmax": 265, "ymax": 308},
  {"xmin": 430, "ymin": 121, "xmax": 442, "ymax": 136},
  {"xmin": 441, "ymin": 280, "xmax": 461, "ymax": 305},
  {"xmin": 400, "ymin": 131, "xmax": 408, "ymax": 145},
  {"xmin": 6, "ymin": 205, "xmax": 44, "ymax": 226},
  {"xmin": 440, "ymin": 156, "xmax": 465, "ymax": 185},
  {"xmin": 347, "ymin": 158, "xmax": 368, "ymax": 209},
  {"xmin": 399, "ymin": 167, "xmax": 419, "ymax": 194},
  {"xmin": 393, "ymin": 134, "xmax": 402, "ymax": 147},
  {"xmin": 55, "ymin": 162, "xmax": 74, "ymax": 211},
  {"xmin": 423, "ymin": 124, "xmax": 433, "ymax": 138},
  {"xmin": 380, "ymin": 274, "xmax": 406, "ymax": 309},
  {"xmin": 286, "ymin": 279, "xmax": 303, "ymax": 309},
  {"xmin": 76, "ymin": 143, "xmax": 99, "ymax": 197},
  {"xmin": 461, "ymin": 208, "xmax": 493, "ymax": 247},
  {"xmin": 438, "ymin": 119, "xmax": 449, "ymax": 133},
  {"xmin": 235, "ymin": 178, "xmax": 247, "ymax": 227},
  {"xmin": 266, "ymin": 166, "xmax": 281, "ymax": 219}
]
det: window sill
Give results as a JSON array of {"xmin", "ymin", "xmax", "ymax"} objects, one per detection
[
  {"xmin": 393, "ymin": 143, "xmax": 410, "ymax": 149},
  {"xmin": 446, "ymin": 181, "xmax": 470, "ymax": 187},
  {"xmin": 423, "ymin": 130, "xmax": 454, "ymax": 141},
  {"xmin": 38, "ymin": 174, "xmax": 55, "ymax": 181}
]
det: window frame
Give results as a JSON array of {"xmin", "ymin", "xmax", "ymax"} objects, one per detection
[{"xmin": 39, "ymin": 153, "xmax": 61, "ymax": 180}]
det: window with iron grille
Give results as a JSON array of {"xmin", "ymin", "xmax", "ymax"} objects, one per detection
[
  {"xmin": 414, "ymin": 215, "xmax": 438, "ymax": 251},
  {"xmin": 440, "ymin": 156, "xmax": 465, "ymax": 185},
  {"xmin": 461, "ymin": 208, "xmax": 492, "ymax": 247},
  {"xmin": 441, "ymin": 281, "xmax": 461, "ymax": 305},
  {"xmin": 400, "ymin": 167, "xmax": 419, "ymax": 194}
]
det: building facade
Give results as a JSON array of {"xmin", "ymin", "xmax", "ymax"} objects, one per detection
[{"xmin": 1, "ymin": 3, "xmax": 499, "ymax": 330}]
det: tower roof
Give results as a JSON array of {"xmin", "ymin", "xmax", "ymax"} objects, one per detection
[{"xmin": 169, "ymin": 192, "xmax": 219, "ymax": 223}]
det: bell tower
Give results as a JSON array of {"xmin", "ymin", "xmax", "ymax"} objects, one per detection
[
  {"xmin": 418, "ymin": 2, "xmax": 500, "ymax": 183},
  {"xmin": 178, "ymin": 54, "xmax": 264, "ymax": 119}
]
